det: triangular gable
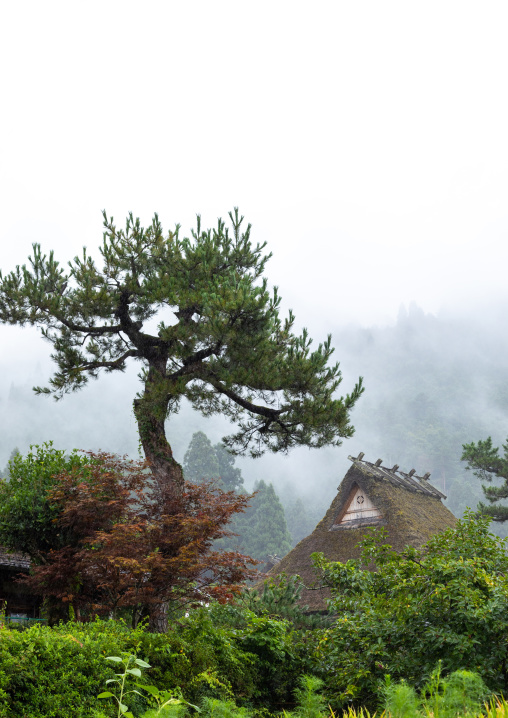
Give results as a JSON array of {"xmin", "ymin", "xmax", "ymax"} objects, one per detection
[{"xmin": 331, "ymin": 483, "xmax": 382, "ymax": 530}]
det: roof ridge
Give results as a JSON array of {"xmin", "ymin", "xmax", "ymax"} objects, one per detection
[{"xmin": 347, "ymin": 454, "xmax": 446, "ymax": 500}]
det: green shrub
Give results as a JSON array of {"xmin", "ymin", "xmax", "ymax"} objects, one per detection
[
  {"xmin": 0, "ymin": 604, "xmax": 320, "ymax": 716},
  {"xmin": 199, "ymin": 697, "xmax": 253, "ymax": 718},
  {"xmin": 177, "ymin": 603, "xmax": 316, "ymax": 710},
  {"xmin": 381, "ymin": 664, "xmax": 491, "ymax": 718},
  {"xmin": 381, "ymin": 676, "xmax": 420, "ymax": 718},
  {"xmin": 314, "ymin": 513, "xmax": 508, "ymax": 708},
  {"xmin": 292, "ymin": 675, "xmax": 328, "ymax": 718}
]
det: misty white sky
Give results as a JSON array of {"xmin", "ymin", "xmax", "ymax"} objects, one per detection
[
  {"xmin": 1, "ymin": 1, "xmax": 508, "ymax": 491},
  {"xmin": 1, "ymin": 1, "xmax": 508, "ymax": 370},
  {"xmin": 2, "ymin": 2, "xmax": 508, "ymax": 322}
]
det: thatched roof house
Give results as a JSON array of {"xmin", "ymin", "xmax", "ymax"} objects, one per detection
[{"xmin": 269, "ymin": 453, "xmax": 457, "ymax": 611}]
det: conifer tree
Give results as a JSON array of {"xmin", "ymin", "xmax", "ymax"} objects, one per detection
[
  {"xmin": 214, "ymin": 441, "xmax": 244, "ymax": 492},
  {"xmin": 183, "ymin": 431, "xmax": 219, "ymax": 483},
  {"xmin": 0, "ymin": 209, "xmax": 363, "ymax": 499},
  {"xmin": 462, "ymin": 437, "xmax": 508, "ymax": 521},
  {"xmin": 240, "ymin": 480, "xmax": 292, "ymax": 562},
  {"xmin": 285, "ymin": 497, "xmax": 315, "ymax": 546}
]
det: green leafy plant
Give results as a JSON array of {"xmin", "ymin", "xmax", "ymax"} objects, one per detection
[
  {"xmin": 421, "ymin": 664, "xmax": 490, "ymax": 718},
  {"xmin": 381, "ymin": 674, "xmax": 420, "ymax": 718},
  {"xmin": 98, "ymin": 654, "xmax": 199, "ymax": 718},
  {"xmin": 380, "ymin": 664, "xmax": 490, "ymax": 718},
  {"xmin": 199, "ymin": 697, "xmax": 252, "ymax": 718},
  {"xmin": 138, "ymin": 683, "xmax": 198, "ymax": 717},
  {"xmin": 292, "ymin": 675, "xmax": 328, "ymax": 718},
  {"xmin": 98, "ymin": 655, "xmax": 152, "ymax": 718}
]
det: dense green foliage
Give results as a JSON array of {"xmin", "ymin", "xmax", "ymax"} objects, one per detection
[
  {"xmin": 0, "ymin": 610, "xmax": 499, "ymax": 717},
  {"xmin": 313, "ymin": 511, "xmax": 508, "ymax": 709},
  {"xmin": 462, "ymin": 436, "xmax": 508, "ymax": 521},
  {"xmin": 183, "ymin": 432, "xmax": 220, "ymax": 484},
  {"xmin": 182, "ymin": 433, "xmax": 244, "ymax": 493},
  {"xmin": 0, "ymin": 600, "xmax": 317, "ymax": 717},
  {"xmin": 0, "ymin": 529, "xmax": 506, "ymax": 717},
  {"xmin": 221, "ymin": 480, "xmax": 293, "ymax": 564},
  {"xmin": 382, "ymin": 666, "xmax": 490, "ymax": 718},
  {"xmin": 0, "ymin": 442, "xmax": 89, "ymax": 563}
]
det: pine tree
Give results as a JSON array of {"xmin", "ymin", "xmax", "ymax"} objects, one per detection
[
  {"xmin": 462, "ymin": 437, "xmax": 508, "ymax": 521},
  {"xmin": 183, "ymin": 431, "xmax": 219, "ymax": 483},
  {"xmin": 0, "ymin": 209, "xmax": 363, "ymax": 499}
]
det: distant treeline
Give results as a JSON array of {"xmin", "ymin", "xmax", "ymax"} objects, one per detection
[{"xmin": 2, "ymin": 303, "xmax": 508, "ymax": 538}]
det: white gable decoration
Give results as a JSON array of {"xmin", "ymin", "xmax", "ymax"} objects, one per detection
[{"xmin": 334, "ymin": 484, "xmax": 381, "ymax": 526}]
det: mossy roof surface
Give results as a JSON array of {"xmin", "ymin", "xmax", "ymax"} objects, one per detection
[
  {"xmin": 270, "ymin": 458, "xmax": 457, "ymax": 611},
  {"xmin": 0, "ymin": 547, "xmax": 30, "ymax": 569}
]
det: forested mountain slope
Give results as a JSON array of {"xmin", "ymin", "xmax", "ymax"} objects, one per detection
[{"xmin": 2, "ymin": 304, "xmax": 508, "ymax": 537}]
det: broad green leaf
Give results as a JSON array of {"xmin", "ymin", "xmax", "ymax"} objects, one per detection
[
  {"xmin": 105, "ymin": 656, "xmax": 123, "ymax": 662},
  {"xmin": 134, "ymin": 658, "xmax": 151, "ymax": 668},
  {"xmin": 136, "ymin": 683, "xmax": 160, "ymax": 697},
  {"xmin": 98, "ymin": 691, "xmax": 115, "ymax": 698},
  {"xmin": 126, "ymin": 667, "xmax": 142, "ymax": 677}
]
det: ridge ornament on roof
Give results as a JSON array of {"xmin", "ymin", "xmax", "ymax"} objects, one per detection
[{"xmin": 347, "ymin": 453, "xmax": 446, "ymax": 500}]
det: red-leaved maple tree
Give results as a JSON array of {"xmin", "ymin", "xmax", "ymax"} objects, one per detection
[{"xmin": 21, "ymin": 452, "xmax": 257, "ymax": 627}]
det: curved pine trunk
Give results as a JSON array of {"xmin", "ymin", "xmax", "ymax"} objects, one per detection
[
  {"xmin": 133, "ymin": 369, "xmax": 184, "ymax": 633},
  {"xmin": 133, "ymin": 368, "xmax": 184, "ymax": 502}
]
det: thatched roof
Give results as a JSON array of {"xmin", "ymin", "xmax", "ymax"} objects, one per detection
[
  {"xmin": 0, "ymin": 548, "xmax": 30, "ymax": 570},
  {"xmin": 269, "ymin": 454, "xmax": 457, "ymax": 611}
]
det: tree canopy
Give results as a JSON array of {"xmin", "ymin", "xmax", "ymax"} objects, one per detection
[
  {"xmin": 5, "ymin": 447, "xmax": 256, "ymax": 627},
  {"xmin": 461, "ymin": 437, "xmax": 508, "ymax": 521},
  {"xmin": 183, "ymin": 431, "xmax": 220, "ymax": 483},
  {"xmin": 0, "ymin": 442, "xmax": 89, "ymax": 564},
  {"xmin": 182, "ymin": 431, "xmax": 245, "ymax": 492},
  {"xmin": 0, "ymin": 209, "xmax": 363, "ymax": 495}
]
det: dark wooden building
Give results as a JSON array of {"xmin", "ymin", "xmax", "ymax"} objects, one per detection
[{"xmin": 0, "ymin": 548, "xmax": 40, "ymax": 619}]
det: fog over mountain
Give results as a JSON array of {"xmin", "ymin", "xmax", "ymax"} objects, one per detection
[
  {"xmin": 2, "ymin": 302, "xmax": 508, "ymax": 535},
  {"xmin": 1, "ymin": 4, "xmax": 508, "ymax": 538}
]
